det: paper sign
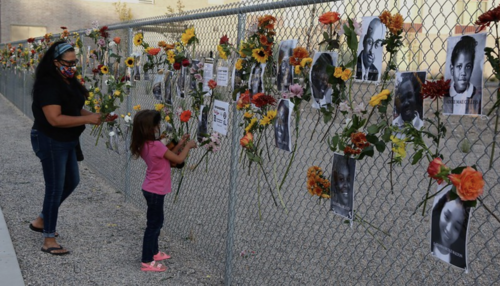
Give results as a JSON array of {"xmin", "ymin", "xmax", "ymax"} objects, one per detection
[
  {"xmin": 217, "ymin": 66, "xmax": 229, "ymax": 87},
  {"xmin": 212, "ymin": 100, "xmax": 229, "ymax": 135}
]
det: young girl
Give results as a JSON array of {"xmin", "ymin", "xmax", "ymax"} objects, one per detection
[{"xmin": 130, "ymin": 109, "xmax": 197, "ymax": 272}]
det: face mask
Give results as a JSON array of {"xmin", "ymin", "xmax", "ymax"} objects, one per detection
[{"xmin": 59, "ymin": 66, "xmax": 77, "ymax": 78}]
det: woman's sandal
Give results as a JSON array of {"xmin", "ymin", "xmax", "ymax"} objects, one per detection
[
  {"xmin": 29, "ymin": 224, "xmax": 59, "ymax": 237},
  {"xmin": 153, "ymin": 251, "xmax": 171, "ymax": 261},
  {"xmin": 41, "ymin": 246, "xmax": 70, "ymax": 256},
  {"xmin": 141, "ymin": 261, "xmax": 167, "ymax": 272}
]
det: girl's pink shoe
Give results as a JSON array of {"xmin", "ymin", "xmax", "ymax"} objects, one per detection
[
  {"xmin": 141, "ymin": 261, "xmax": 166, "ymax": 272},
  {"xmin": 153, "ymin": 251, "xmax": 171, "ymax": 261}
]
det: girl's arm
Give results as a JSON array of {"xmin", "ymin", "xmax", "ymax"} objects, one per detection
[
  {"xmin": 43, "ymin": 105, "xmax": 101, "ymax": 127},
  {"xmin": 171, "ymin": 134, "xmax": 190, "ymax": 154},
  {"xmin": 163, "ymin": 140, "xmax": 197, "ymax": 164}
]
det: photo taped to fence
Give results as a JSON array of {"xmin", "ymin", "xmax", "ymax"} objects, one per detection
[
  {"xmin": 355, "ymin": 16, "xmax": 386, "ymax": 83},
  {"xmin": 431, "ymin": 183, "xmax": 471, "ymax": 271},
  {"xmin": 274, "ymin": 99, "xmax": 294, "ymax": 152},
  {"xmin": 249, "ymin": 63, "xmax": 265, "ymax": 99},
  {"xmin": 197, "ymin": 105, "xmax": 209, "ymax": 143},
  {"xmin": 164, "ymin": 70, "xmax": 173, "ymax": 105},
  {"xmin": 277, "ymin": 39, "xmax": 298, "ymax": 93},
  {"xmin": 310, "ymin": 51, "xmax": 337, "ymax": 109},
  {"xmin": 152, "ymin": 73, "xmax": 163, "ymax": 101},
  {"xmin": 443, "ymin": 33, "xmax": 486, "ymax": 116},
  {"xmin": 176, "ymin": 66, "xmax": 186, "ymax": 98},
  {"xmin": 330, "ymin": 153, "xmax": 356, "ymax": 220}
]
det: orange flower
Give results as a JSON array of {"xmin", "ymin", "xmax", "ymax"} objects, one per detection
[
  {"xmin": 344, "ymin": 146, "xmax": 361, "ymax": 155},
  {"xmin": 180, "ymin": 110, "xmax": 191, "ymax": 122},
  {"xmin": 318, "ymin": 11, "xmax": 340, "ymax": 25},
  {"xmin": 379, "ymin": 11, "xmax": 392, "ymax": 26},
  {"xmin": 240, "ymin": 133, "xmax": 253, "ymax": 149},
  {"xmin": 208, "ymin": 79, "xmax": 217, "ymax": 89},
  {"xmin": 258, "ymin": 15, "xmax": 277, "ymax": 29},
  {"xmin": 113, "ymin": 37, "xmax": 121, "ymax": 44},
  {"xmin": 158, "ymin": 41, "xmax": 167, "ymax": 47},
  {"xmin": 427, "ymin": 158, "xmax": 450, "ymax": 184},
  {"xmin": 448, "ymin": 167, "xmax": 485, "ymax": 201},
  {"xmin": 147, "ymin": 48, "xmax": 161, "ymax": 56},
  {"xmin": 290, "ymin": 47, "xmax": 309, "ymax": 66},
  {"xmin": 351, "ymin": 132, "xmax": 369, "ymax": 149},
  {"xmin": 259, "ymin": 34, "xmax": 271, "ymax": 46},
  {"xmin": 389, "ymin": 14, "xmax": 404, "ymax": 34},
  {"xmin": 237, "ymin": 91, "xmax": 251, "ymax": 110},
  {"xmin": 164, "ymin": 44, "xmax": 175, "ymax": 50}
]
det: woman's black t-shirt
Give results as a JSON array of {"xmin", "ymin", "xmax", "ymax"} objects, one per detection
[{"xmin": 32, "ymin": 76, "xmax": 86, "ymax": 142}]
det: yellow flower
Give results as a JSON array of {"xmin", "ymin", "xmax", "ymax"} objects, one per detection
[
  {"xmin": 252, "ymin": 48, "xmax": 268, "ymax": 64},
  {"xmin": 165, "ymin": 115, "xmax": 170, "ymax": 122},
  {"xmin": 133, "ymin": 104, "xmax": 141, "ymax": 111},
  {"xmin": 154, "ymin": 103, "xmax": 165, "ymax": 111},
  {"xmin": 243, "ymin": 111, "xmax": 253, "ymax": 118},
  {"xmin": 217, "ymin": 45, "xmax": 227, "ymax": 60},
  {"xmin": 245, "ymin": 117, "xmax": 258, "ymax": 133},
  {"xmin": 341, "ymin": 69, "xmax": 352, "ymax": 81},
  {"xmin": 133, "ymin": 33, "xmax": 143, "ymax": 46},
  {"xmin": 121, "ymin": 114, "xmax": 125, "ymax": 118},
  {"xmin": 88, "ymin": 92, "xmax": 94, "ymax": 99},
  {"xmin": 259, "ymin": 110, "xmax": 277, "ymax": 126},
  {"xmin": 390, "ymin": 135, "xmax": 407, "ymax": 159},
  {"xmin": 145, "ymin": 47, "xmax": 151, "ymax": 54},
  {"xmin": 93, "ymin": 99, "xmax": 99, "ymax": 104},
  {"xmin": 84, "ymin": 100, "xmax": 90, "ymax": 105},
  {"xmin": 300, "ymin": 57, "xmax": 312, "ymax": 68},
  {"xmin": 181, "ymin": 27, "xmax": 195, "ymax": 45},
  {"xmin": 334, "ymin": 67, "xmax": 343, "ymax": 78},
  {"xmin": 114, "ymin": 90, "xmax": 121, "ymax": 97},
  {"xmin": 125, "ymin": 57, "xmax": 134, "ymax": 68},
  {"xmin": 127, "ymin": 112, "xmax": 131, "ymax": 116},
  {"xmin": 175, "ymin": 43, "xmax": 183, "ymax": 52},
  {"xmin": 76, "ymin": 74, "xmax": 82, "ymax": 80},
  {"xmin": 235, "ymin": 59, "xmax": 244, "ymax": 70},
  {"xmin": 94, "ymin": 88, "xmax": 100, "ymax": 93},
  {"xmin": 369, "ymin": 89, "xmax": 391, "ymax": 107},
  {"xmin": 295, "ymin": 65, "xmax": 301, "ymax": 74},
  {"xmin": 95, "ymin": 106, "xmax": 101, "ymax": 112},
  {"xmin": 167, "ymin": 50, "xmax": 175, "ymax": 64},
  {"xmin": 100, "ymin": 65, "xmax": 109, "ymax": 74},
  {"xmin": 266, "ymin": 110, "xmax": 277, "ymax": 120}
]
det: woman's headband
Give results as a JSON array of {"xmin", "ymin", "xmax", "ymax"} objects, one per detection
[{"xmin": 54, "ymin": 43, "xmax": 73, "ymax": 59}]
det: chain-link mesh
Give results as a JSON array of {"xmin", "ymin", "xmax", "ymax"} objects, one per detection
[{"xmin": 1, "ymin": 0, "xmax": 500, "ymax": 285}]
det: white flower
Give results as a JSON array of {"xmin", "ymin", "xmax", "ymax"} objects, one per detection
[
  {"xmin": 176, "ymin": 107, "xmax": 183, "ymax": 116},
  {"xmin": 109, "ymin": 41, "xmax": 117, "ymax": 47},
  {"xmin": 125, "ymin": 81, "xmax": 132, "ymax": 87},
  {"xmin": 110, "ymin": 112, "xmax": 115, "ymax": 116},
  {"xmin": 339, "ymin": 101, "xmax": 350, "ymax": 112},
  {"xmin": 85, "ymin": 29, "xmax": 92, "ymax": 36},
  {"xmin": 353, "ymin": 102, "xmax": 366, "ymax": 115},
  {"xmin": 109, "ymin": 131, "xmax": 116, "ymax": 137},
  {"xmin": 190, "ymin": 67, "xmax": 196, "ymax": 74},
  {"xmin": 131, "ymin": 52, "xmax": 141, "ymax": 58},
  {"xmin": 124, "ymin": 115, "xmax": 132, "ymax": 123},
  {"xmin": 353, "ymin": 19, "xmax": 362, "ymax": 36},
  {"xmin": 105, "ymin": 79, "xmax": 111, "ymax": 85},
  {"xmin": 194, "ymin": 73, "xmax": 203, "ymax": 82}
]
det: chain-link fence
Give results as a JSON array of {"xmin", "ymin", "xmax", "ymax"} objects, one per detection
[{"xmin": 1, "ymin": 0, "xmax": 500, "ymax": 284}]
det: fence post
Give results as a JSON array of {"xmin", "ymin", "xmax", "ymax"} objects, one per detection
[
  {"xmin": 224, "ymin": 11, "xmax": 246, "ymax": 286},
  {"xmin": 124, "ymin": 27, "xmax": 134, "ymax": 201}
]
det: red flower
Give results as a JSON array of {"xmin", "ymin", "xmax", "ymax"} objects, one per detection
[
  {"xmin": 421, "ymin": 79, "xmax": 451, "ymax": 101},
  {"xmin": 27, "ymin": 38, "xmax": 35, "ymax": 43},
  {"xmin": 208, "ymin": 79, "xmax": 217, "ymax": 89},
  {"xmin": 60, "ymin": 26, "xmax": 67, "ymax": 30},
  {"xmin": 99, "ymin": 26, "xmax": 109, "ymax": 38},
  {"xmin": 220, "ymin": 35, "xmax": 229, "ymax": 45},
  {"xmin": 92, "ymin": 68, "xmax": 100, "ymax": 74},
  {"xmin": 147, "ymin": 48, "xmax": 161, "ymax": 56},
  {"xmin": 180, "ymin": 110, "xmax": 191, "ymax": 122},
  {"xmin": 350, "ymin": 132, "xmax": 369, "ymax": 149},
  {"xmin": 97, "ymin": 64, "xmax": 103, "ymax": 70},
  {"xmin": 181, "ymin": 58, "xmax": 190, "ymax": 67},
  {"xmin": 31, "ymin": 50, "xmax": 36, "ymax": 54},
  {"xmin": 251, "ymin": 93, "xmax": 276, "ymax": 108},
  {"xmin": 113, "ymin": 37, "xmax": 121, "ymax": 44},
  {"xmin": 344, "ymin": 146, "xmax": 361, "ymax": 155},
  {"xmin": 173, "ymin": 62, "xmax": 181, "ymax": 70},
  {"xmin": 427, "ymin": 158, "xmax": 450, "ymax": 184},
  {"xmin": 475, "ymin": 4, "xmax": 500, "ymax": 29}
]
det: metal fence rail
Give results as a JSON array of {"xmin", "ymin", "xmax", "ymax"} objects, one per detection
[{"xmin": 1, "ymin": 0, "xmax": 500, "ymax": 285}]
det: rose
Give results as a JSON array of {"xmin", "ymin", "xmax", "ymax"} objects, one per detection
[
  {"xmin": 182, "ymin": 58, "xmax": 190, "ymax": 67},
  {"xmin": 208, "ymin": 79, "xmax": 217, "ymax": 89},
  {"xmin": 236, "ymin": 91, "xmax": 251, "ymax": 110},
  {"xmin": 180, "ymin": 110, "xmax": 192, "ymax": 122},
  {"xmin": 448, "ymin": 167, "xmax": 485, "ymax": 201},
  {"xmin": 240, "ymin": 133, "xmax": 253, "ymax": 149},
  {"xmin": 113, "ymin": 37, "xmax": 121, "ymax": 44},
  {"xmin": 147, "ymin": 48, "xmax": 161, "ymax": 56},
  {"xmin": 220, "ymin": 35, "xmax": 229, "ymax": 45},
  {"xmin": 318, "ymin": 12, "xmax": 340, "ymax": 25},
  {"xmin": 173, "ymin": 62, "xmax": 181, "ymax": 70},
  {"xmin": 368, "ymin": 89, "xmax": 390, "ymax": 107},
  {"xmin": 427, "ymin": 158, "xmax": 450, "ymax": 184}
]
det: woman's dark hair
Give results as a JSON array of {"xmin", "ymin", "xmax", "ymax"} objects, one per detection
[
  {"xmin": 130, "ymin": 110, "xmax": 162, "ymax": 159},
  {"xmin": 32, "ymin": 40, "xmax": 87, "ymax": 99},
  {"xmin": 431, "ymin": 189, "xmax": 470, "ymax": 268},
  {"xmin": 451, "ymin": 36, "xmax": 477, "ymax": 67}
]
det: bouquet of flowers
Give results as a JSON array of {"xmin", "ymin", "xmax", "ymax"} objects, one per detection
[{"xmin": 306, "ymin": 166, "xmax": 331, "ymax": 202}]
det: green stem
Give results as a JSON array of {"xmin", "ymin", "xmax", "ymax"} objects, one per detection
[
  {"xmin": 310, "ymin": 110, "xmax": 321, "ymax": 140},
  {"xmin": 320, "ymin": 107, "xmax": 339, "ymax": 143},
  {"xmin": 258, "ymin": 161, "xmax": 278, "ymax": 207},
  {"xmin": 191, "ymin": 150, "xmax": 209, "ymax": 171},
  {"xmin": 94, "ymin": 123, "xmax": 104, "ymax": 146},
  {"xmin": 421, "ymin": 178, "xmax": 433, "ymax": 216},
  {"xmin": 173, "ymin": 169, "xmax": 185, "ymax": 203},
  {"xmin": 257, "ymin": 174, "xmax": 262, "ymax": 220}
]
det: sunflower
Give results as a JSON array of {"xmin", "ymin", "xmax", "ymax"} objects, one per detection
[
  {"xmin": 235, "ymin": 59, "xmax": 244, "ymax": 70},
  {"xmin": 167, "ymin": 50, "xmax": 175, "ymax": 64},
  {"xmin": 252, "ymin": 48, "xmax": 268, "ymax": 64},
  {"xmin": 125, "ymin": 57, "xmax": 134, "ymax": 68},
  {"xmin": 100, "ymin": 65, "xmax": 109, "ymax": 74},
  {"xmin": 245, "ymin": 117, "xmax": 258, "ymax": 133},
  {"xmin": 133, "ymin": 33, "xmax": 143, "ymax": 46},
  {"xmin": 217, "ymin": 45, "xmax": 228, "ymax": 60}
]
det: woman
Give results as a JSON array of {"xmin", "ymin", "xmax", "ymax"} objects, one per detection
[
  {"xmin": 431, "ymin": 187, "xmax": 470, "ymax": 269},
  {"xmin": 30, "ymin": 41, "xmax": 101, "ymax": 255}
]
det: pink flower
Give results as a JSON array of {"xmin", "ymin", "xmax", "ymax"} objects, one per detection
[
  {"xmin": 339, "ymin": 101, "xmax": 350, "ymax": 112},
  {"xmin": 353, "ymin": 102, "xmax": 365, "ymax": 115},
  {"xmin": 194, "ymin": 73, "xmax": 203, "ymax": 82},
  {"xmin": 190, "ymin": 67, "xmax": 196, "ymax": 74},
  {"xmin": 289, "ymin": 84, "xmax": 303, "ymax": 98},
  {"xmin": 353, "ymin": 19, "xmax": 362, "ymax": 36},
  {"xmin": 197, "ymin": 62, "xmax": 204, "ymax": 69}
]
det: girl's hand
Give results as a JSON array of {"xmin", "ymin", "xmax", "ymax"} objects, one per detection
[
  {"xmin": 186, "ymin": 140, "xmax": 197, "ymax": 149},
  {"xmin": 180, "ymin": 134, "xmax": 190, "ymax": 143}
]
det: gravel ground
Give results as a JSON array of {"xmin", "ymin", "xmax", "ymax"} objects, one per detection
[{"xmin": 0, "ymin": 93, "xmax": 224, "ymax": 285}]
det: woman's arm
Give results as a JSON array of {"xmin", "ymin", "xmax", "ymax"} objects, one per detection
[
  {"xmin": 80, "ymin": 108, "xmax": 94, "ymax": 116},
  {"xmin": 43, "ymin": 105, "xmax": 101, "ymax": 127},
  {"xmin": 163, "ymin": 140, "xmax": 197, "ymax": 164}
]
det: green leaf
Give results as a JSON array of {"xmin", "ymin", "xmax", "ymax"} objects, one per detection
[
  {"xmin": 451, "ymin": 166, "xmax": 467, "ymax": 175},
  {"xmin": 323, "ymin": 31, "xmax": 329, "ymax": 40},
  {"xmin": 448, "ymin": 190, "xmax": 459, "ymax": 200},
  {"xmin": 411, "ymin": 149, "xmax": 423, "ymax": 165},
  {"xmin": 366, "ymin": 134, "xmax": 378, "ymax": 144},
  {"xmin": 382, "ymin": 128, "xmax": 392, "ymax": 142},
  {"xmin": 367, "ymin": 124, "xmax": 379, "ymax": 135},
  {"xmin": 464, "ymin": 200, "xmax": 477, "ymax": 208},
  {"xmin": 358, "ymin": 145, "xmax": 374, "ymax": 160},
  {"xmin": 375, "ymin": 141, "xmax": 385, "ymax": 153},
  {"xmin": 330, "ymin": 135, "xmax": 340, "ymax": 149}
]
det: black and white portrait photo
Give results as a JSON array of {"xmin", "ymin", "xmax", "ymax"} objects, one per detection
[
  {"xmin": 310, "ymin": 52, "xmax": 337, "ymax": 109},
  {"xmin": 330, "ymin": 153, "xmax": 356, "ymax": 220},
  {"xmin": 197, "ymin": 105, "xmax": 209, "ymax": 143},
  {"xmin": 431, "ymin": 184, "xmax": 471, "ymax": 270},
  {"xmin": 190, "ymin": 59, "xmax": 201, "ymax": 91},
  {"xmin": 392, "ymin": 71, "xmax": 426, "ymax": 134},
  {"xmin": 152, "ymin": 73, "xmax": 163, "ymax": 101},
  {"xmin": 356, "ymin": 17, "xmax": 385, "ymax": 82},
  {"xmin": 249, "ymin": 63, "xmax": 266, "ymax": 98},
  {"xmin": 164, "ymin": 70, "xmax": 173, "ymax": 105},
  {"xmin": 443, "ymin": 33, "xmax": 486, "ymax": 115},
  {"xmin": 232, "ymin": 59, "xmax": 244, "ymax": 101},
  {"xmin": 277, "ymin": 39, "xmax": 298, "ymax": 92},
  {"xmin": 133, "ymin": 60, "xmax": 141, "ymax": 81},
  {"xmin": 176, "ymin": 66, "xmax": 186, "ymax": 98},
  {"xmin": 274, "ymin": 99, "xmax": 294, "ymax": 152}
]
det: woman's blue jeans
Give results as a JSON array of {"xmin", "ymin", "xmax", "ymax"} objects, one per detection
[
  {"xmin": 30, "ymin": 129, "xmax": 80, "ymax": 238},
  {"xmin": 142, "ymin": 190, "xmax": 165, "ymax": 263}
]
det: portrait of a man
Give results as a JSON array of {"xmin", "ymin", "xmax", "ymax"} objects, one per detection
[
  {"xmin": 330, "ymin": 153, "xmax": 356, "ymax": 220},
  {"xmin": 274, "ymin": 99, "xmax": 293, "ymax": 152},
  {"xmin": 443, "ymin": 34, "xmax": 486, "ymax": 115},
  {"xmin": 392, "ymin": 71, "xmax": 426, "ymax": 134},
  {"xmin": 277, "ymin": 39, "xmax": 297, "ymax": 92},
  {"xmin": 310, "ymin": 52, "xmax": 337, "ymax": 109},
  {"xmin": 356, "ymin": 17, "xmax": 385, "ymax": 82}
]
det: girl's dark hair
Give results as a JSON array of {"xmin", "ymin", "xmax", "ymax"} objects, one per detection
[
  {"xmin": 32, "ymin": 40, "xmax": 87, "ymax": 99},
  {"xmin": 451, "ymin": 36, "xmax": 477, "ymax": 67},
  {"xmin": 431, "ymin": 190, "xmax": 470, "ymax": 268},
  {"xmin": 130, "ymin": 110, "xmax": 162, "ymax": 159}
]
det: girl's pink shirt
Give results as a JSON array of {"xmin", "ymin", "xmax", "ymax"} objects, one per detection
[{"xmin": 140, "ymin": 140, "xmax": 171, "ymax": 195}]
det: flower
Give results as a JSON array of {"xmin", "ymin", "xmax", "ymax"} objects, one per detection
[
  {"xmin": 389, "ymin": 14, "xmax": 404, "ymax": 34},
  {"xmin": 290, "ymin": 47, "xmax": 309, "ymax": 66},
  {"xmin": 245, "ymin": 117, "xmax": 258, "ymax": 133},
  {"xmin": 237, "ymin": 91, "xmax": 251, "ymax": 110},
  {"xmin": 182, "ymin": 58, "xmax": 190, "ymax": 67},
  {"xmin": 259, "ymin": 110, "xmax": 277, "ymax": 126},
  {"xmin": 235, "ymin": 59, "xmax": 244, "ymax": 70},
  {"xmin": 99, "ymin": 26, "xmax": 109, "ymax": 38},
  {"xmin": 448, "ymin": 167, "xmax": 485, "ymax": 201},
  {"xmin": 173, "ymin": 62, "xmax": 181, "ymax": 70},
  {"xmin": 114, "ymin": 90, "xmax": 121, "ymax": 97},
  {"xmin": 243, "ymin": 111, "xmax": 253, "ymax": 118},
  {"xmin": 341, "ymin": 69, "xmax": 352, "ymax": 81},
  {"xmin": 344, "ymin": 146, "xmax": 361, "ymax": 155},
  {"xmin": 339, "ymin": 101, "xmax": 349, "ymax": 112},
  {"xmin": 181, "ymin": 27, "xmax": 195, "ymax": 45},
  {"xmin": 252, "ymin": 48, "xmax": 269, "ymax": 63},
  {"xmin": 258, "ymin": 15, "xmax": 277, "ymax": 30},
  {"xmin": 306, "ymin": 166, "xmax": 331, "ymax": 198},
  {"xmin": 147, "ymin": 48, "xmax": 161, "ymax": 56},
  {"xmin": 475, "ymin": 4, "xmax": 500, "ymax": 29},
  {"xmin": 27, "ymin": 38, "xmax": 35, "ymax": 43},
  {"xmin": 421, "ymin": 79, "xmax": 451, "ymax": 101},
  {"xmin": 240, "ymin": 132, "xmax": 253, "ymax": 149},
  {"xmin": 300, "ymin": 57, "xmax": 312, "ymax": 68},
  {"xmin": 353, "ymin": 102, "xmax": 366, "ymax": 115},
  {"xmin": 133, "ymin": 33, "xmax": 143, "ymax": 46},
  {"xmin": 180, "ymin": 110, "xmax": 191, "ymax": 122},
  {"xmin": 220, "ymin": 35, "xmax": 229, "ymax": 45},
  {"xmin": 351, "ymin": 132, "xmax": 369, "ymax": 149},
  {"xmin": 217, "ymin": 45, "xmax": 227, "ymax": 60},
  {"xmin": 319, "ymin": 12, "xmax": 340, "ymax": 25},
  {"xmin": 125, "ymin": 57, "xmax": 134, "ymax": 68},
  {"xmin": 94, "ymin": 87, "xmax": 100, "ymax": 93},
  {"xmin": 113, "ymin": 37, "xmax": 121, "ymax": 44},
  {"xmin": 369, "ymin": 89, "xmax": 391, "ymax": 107},
  {"xmin": 427, "ymin": 158, "xmax": 450, "ymax": 184},
  {"xmin": 100, "ymin": 65, "xmax": 109, "ymax": 74},
  {"xmin": 84, "ymin": 100, "xmax": 90, "ymax": 105},
  {"xmin": 251, "ymin": 93, "xmax": 276, "ymax": 108},
  {"xmin": 167, "ymin": 50, "xmax": 175, "ymax": 64},
  {"xmin": 379, "ymin": 11, "xmax": 392, "ymax": 27},
  {"xmin": 158, "ymin": 41, "xmax": 167, "ymax": 47},
  {"xmin": 390, "ymin": 135, "xmax": 407, "ymax": 159},
  {"xmin": 155, "ymin": 103, "xmax": 165, "ymax": 111},
  {"xmin": 334, "ymin": 67, "xmax": 343, "ymax": 78},
  {"xmin": 133, "ymin": 104, "xmax": 141, "ymax": 110},
  {"xmin": 289, "ymin": 84, "xmax": 304, "ymax": 98},
  {"xmin": 208, "ymin": 79, "xmax": 217, "ymax": 89}
]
